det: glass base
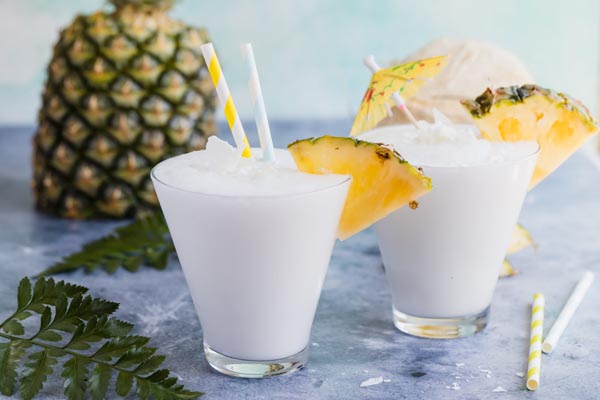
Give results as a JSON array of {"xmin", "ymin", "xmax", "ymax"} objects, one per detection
[
  {"xmin": 393, "ymin": 305, "xmax": 490, "ymax": 339},
  {"xmin": 204, "ymin": 343, "xmax": 308, "ymax": 378}
]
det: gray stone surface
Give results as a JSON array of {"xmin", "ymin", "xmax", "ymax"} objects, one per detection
[{"xmin": 0, "ymin": 123, "xmax": 599, "ymax": 399}]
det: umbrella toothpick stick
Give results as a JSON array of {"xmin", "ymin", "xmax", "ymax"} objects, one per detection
[{"xmin": 363, "ymin": 55, "xmax": 420, "ymax": 128}]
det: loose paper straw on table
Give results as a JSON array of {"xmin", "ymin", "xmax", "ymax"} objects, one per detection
[
  {"xmin": 241, "ymin": 43, "xmax": 276, "ymax": 162},
  {"xmin": 527, "ymin": 293, "xmax": 545, "ymax": 391},
  {"xmin": 200, "ymin": 43, "xmax": 252, "ymax": 158},
  {"xmin": 542, "ymin": 271, "xmax": 594, "ymax": 354}
]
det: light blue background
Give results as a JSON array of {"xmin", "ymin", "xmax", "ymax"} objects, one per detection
[{"xmin": 0, "ymin": 0, "xmax": 598, "ymax": 124}]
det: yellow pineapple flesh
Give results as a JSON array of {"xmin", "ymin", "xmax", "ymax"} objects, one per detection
[
  {"xmin": 462, "ymin": 85, "xmax": 599, "ymax": 189},
  {"xmin": 499, "ymin": 259, "xmax": 517, "ymax": 278},
  {"xmin": 288, "ymin": 136, "xmax": 432, "ymax": 240},
  {"xmin": 507, "ymin": 223, "xmax": 536, "ymax": 255},
  {"xmin": 500, "ymin": 224, "xmax": 536, "ymax": 278}
]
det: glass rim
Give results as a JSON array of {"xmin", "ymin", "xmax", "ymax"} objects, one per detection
[
  {"xmin": 359, "ymin": 124, "xmax": 541, "ymax": 169},
  {"xmin": 150, "ymin": 156, "xmax": 352, "ymax": 200}
]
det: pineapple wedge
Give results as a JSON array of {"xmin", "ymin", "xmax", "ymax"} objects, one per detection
[
  {"xmin": 499, "ymin": 259, "xmax": 518, "ymax": 278},
  {"xmin": 507, "ymin": 223, "xmax": 536, "ymax": 255},
  {"xmin": 462, "ymin": 85, "xmax": 599, "ymax": 189},
  {"xmin": 288, "ymin": 136, "xmax": 431, "ymax": 240},
  {"xmin": 500, "ymin": 224, "xmax": 535, "ymax": 278}
]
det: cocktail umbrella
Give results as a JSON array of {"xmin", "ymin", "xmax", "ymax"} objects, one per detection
[{"xmin": 350, "ymin": 55, "xmax": 447, "ymax": 137}]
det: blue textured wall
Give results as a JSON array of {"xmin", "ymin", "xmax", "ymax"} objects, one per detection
[{"xmin": 0, "ymin": 0, "xmax": 597, "ymax": 124}]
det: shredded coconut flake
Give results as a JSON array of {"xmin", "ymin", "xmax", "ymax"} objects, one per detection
[{"xmin": 360, "ymin": 377, "xmax": 384, "ymax": 387}]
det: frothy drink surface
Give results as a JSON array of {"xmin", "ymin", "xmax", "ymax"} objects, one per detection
[
  {"xmin": 361, "ymin": 110, "xmax": 537, "ymax": 167},
  {"xmin": 153, "ymin": 137, "xmax": 347, "ymax": 196}
]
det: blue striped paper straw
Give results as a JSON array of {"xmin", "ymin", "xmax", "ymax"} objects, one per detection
[{"xmin": 241, "ymin": 43, "xmax": 276, "ymax": 162}]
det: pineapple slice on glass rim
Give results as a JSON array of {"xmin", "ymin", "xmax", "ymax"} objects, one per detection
[
  {"xmin": 288, "ymin": 136, "xmax": 432, "ymax": 240},
  {"xmin": 462, "ymin": 84, "xmax": 599, "ymax": 189}
]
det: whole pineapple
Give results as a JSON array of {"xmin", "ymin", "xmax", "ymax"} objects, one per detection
[{"xmin": 33, "ymin": 0, "xmax": 216, "ymax": 218}]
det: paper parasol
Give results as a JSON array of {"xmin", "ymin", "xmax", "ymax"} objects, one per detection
[{"xmin": 350, "ymin": 55, "xmax": 447, "ymax": 137}]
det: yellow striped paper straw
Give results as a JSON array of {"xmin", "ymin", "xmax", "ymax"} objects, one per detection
[
  {"xmin": 200, "ymin": 43, "xmax": 252, "ymax": 158},
  {"xmin": 526, "ymin": 293, "xmax": 545, "ymax": 390}
]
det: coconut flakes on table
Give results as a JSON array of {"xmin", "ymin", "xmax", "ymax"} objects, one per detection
[{"xmin": 360, "ymin": 376, "xmax": 384, "ymax": 387}]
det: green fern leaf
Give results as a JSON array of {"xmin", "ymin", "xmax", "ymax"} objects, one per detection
[
  {"xmin": 17, "ymin": 278, "xmax": 32, "ymax": 309},
  {"xmin": 2, "ymin": 320, "xmax": 24, "ymax": 336},
  {"xmin": 19, "ymin": 349, "xmax": 58, "ymax": 400},
  {"xmin": 39, "ymin": 307, "xmax": 52, "ymax": 331},
  {"xmin": 115, "ymin": 347, "xmax": 157, "ymax": 369},
  {"xmin": 65, "ymin": 316, "xmax": 131, "ymax": 351},
  {"xmin": 37, "ymin": 331, "xmax": 62, "ymax": 342},
  {"xmin": 134, "ymin": 355, "xmax": 166, "ymax": 375},
  {"xmin": 0, "ymin": 277, "xmax": 203, "ymax": 400},
  {"xmin": 149, "ymin": 380, "xmax": 203, "ymax": 400},
  {"xmin": 0, "ymin": 340, "xmax": 27, "ymax": 395},
  {"xmin": 93, "ymin": 336, "xmax": 150, "ymax": 361},
  {"xmin": 61, "ymin": 356, "xmax": 90, "ymax": 400},
  {"xmin": 136, "ymin": 377, "xmax": 151, "ymax": 399},
  {"xmin": 37, "ymin": 213, "xmax": 175, "ymax": 276},
  {"xmin": 147, "ymin": 369, "xmax": 170, "ymax": 382},
  {"xmin": 116, "ymin": 371, "xmax": 134, "ymax": 396},
  {"xmin": 14, "ymin": 311, "xmax": 32, "ymax": 321},
  {"xmin": 33, "ymin": 279, "xmax": 88, "ymax": 306},
  {"xmin": 88, "ymin": 363, "xmax": 112, "ymax": 400}
]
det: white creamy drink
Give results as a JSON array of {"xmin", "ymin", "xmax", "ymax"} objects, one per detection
[
  {"xmin": 152, "ymin": 137, "xmax": 350, "ymax": 377},
  {"xmin": 360, "ymin": 112, "xmax": 538, "ymax": 338}
]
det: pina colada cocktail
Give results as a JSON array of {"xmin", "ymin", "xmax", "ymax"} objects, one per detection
[
  {"xmin": 152, "ymin": 137, "xmax": 350, "ymax": 378},
  {"xmin": 154, "ymin": 41, "xmax": 435, "ymax": 377},
  {"xmin": 361, "ymin": 113, "xmax": 538, "ymax": 338},
  {"xmin": 153, "ymin": 134, "xmax": 434, "ymax": 376}
]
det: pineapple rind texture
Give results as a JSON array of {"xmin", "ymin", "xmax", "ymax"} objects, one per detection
[
  {"xmin": 461, "ymin": 84, "xmax": 598, "ymax": 129},
  {"xmin": 33, "ymin": 4, "xmax": 217, "ymax": 219}
]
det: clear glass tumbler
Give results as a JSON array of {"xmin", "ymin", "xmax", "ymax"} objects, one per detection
[
  {"xmin": 151, "ymin": 150, "xmax": 350, "ymax": 377},
  {"xmin": 366, "ymin": 129, "xmax": 539, "ymax": 339}
]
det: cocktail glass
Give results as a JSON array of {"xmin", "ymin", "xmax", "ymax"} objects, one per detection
[
  {"xmin": 151, "ymin": 149, "xmax": 350, "ymax": 377},
  {"xmin": 362, "ymin": 126, "xmax": 539, "ymax": 339}
]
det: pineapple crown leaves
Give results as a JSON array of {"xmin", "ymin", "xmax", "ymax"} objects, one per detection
[
  {"xmin": 0, "ymin": 276, "xmax": 202, "ymax": 400},
  {"xmin": 37, "ymin": 213, "xmax": 175, "ymax": 277},
  {"xmin": 110, "ymin": 0, "xmax": 178, "ymax": 12}
]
